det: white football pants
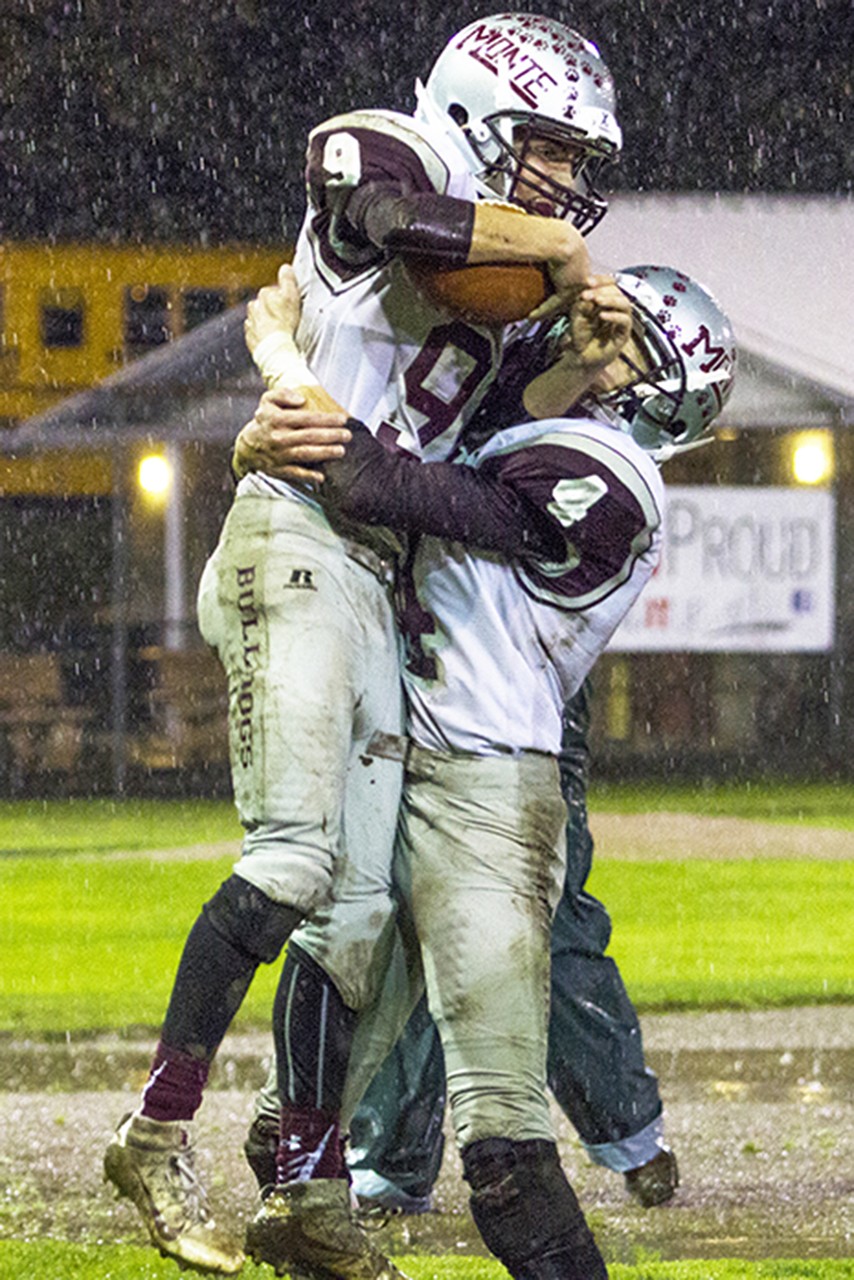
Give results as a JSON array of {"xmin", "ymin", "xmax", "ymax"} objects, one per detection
[
  {"xmin": 197, "ymin": 490, "xmax": 404, "ymax": 1012},
  {"xmin": 256, "ymin": 745, "xmax": 567, "ymax": 1150},
  {"xmin": 401, "ymin": 745, "xmax": 567, "ymax": 1147}
]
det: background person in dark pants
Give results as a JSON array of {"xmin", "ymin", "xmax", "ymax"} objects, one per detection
[{"xmin": 345, "ymin": 680, "xmax": 678, "ymax": 1213}]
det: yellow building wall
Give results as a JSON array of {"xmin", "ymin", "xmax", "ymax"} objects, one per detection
[{"xmin": 0, "ymin": 242, "xmax": 287, "ymax": 422}]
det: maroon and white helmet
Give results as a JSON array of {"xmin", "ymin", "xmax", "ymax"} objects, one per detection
[
  {"xmin": 584, "ymin": 265, "xmax": 738, "ymax": 461},
  {"xmin": 416, "ymin": 13, "xmax": 622, "ymax": 233}
]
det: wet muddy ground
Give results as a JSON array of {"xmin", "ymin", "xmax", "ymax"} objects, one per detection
[{"xmin": 1, "ymin": 1006, "xmax": 851, "ymax": 1266}]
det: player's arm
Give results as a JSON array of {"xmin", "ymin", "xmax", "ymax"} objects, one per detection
[
  {"xmin": 342, "ymin": 181, "xmax": 591, "ymax": 312},
  {"xmin": 236, "ymin": 269, "xmax": 629, "ymax": 556},
  {"xmin": 235, "ymin": 271, "xmax": 351, "ymax": 484},
  {"xmin": 481, "ymin": 429, "xmax": 664, "ymax": 610},
  {"xmin": 307, "ymin": 116, "xmax": 590, "ymax": 308},
  {"xmin": 236, "ymin": 268, "xmax": 561, "ymax": 558},
  {"xmin": 235, "ymin": 395, "xmax": 562, "ymax": 559},
  {"xmin": 234, "ymin": 386, "xmax": 351, "ymax": 486},
  {"xmin": 321, "ymin": 422, "xmax": 564, "ymax": 558},
  {"xmin": 236, "ymin": 266, "xmax": 352, "ymax": 483},
  {"xmin": 469, "ymin": 201, "xmax": 590, "ymax": 315}
]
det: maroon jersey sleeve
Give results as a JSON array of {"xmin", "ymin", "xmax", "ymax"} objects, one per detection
[
  {"xmin": 306, "ymin": 120, "xmax": 472, "ymax": 274},
  {"xmin": 307, "ymin": 123, "xmax": 443, "ymax": 211},
  {"xmin": 476, "ymin": 430, "xmax": 663, "ymax": 608},
  {"xmin": 319, "ymin": 421, "xmax": 563, "ymax": 559}
]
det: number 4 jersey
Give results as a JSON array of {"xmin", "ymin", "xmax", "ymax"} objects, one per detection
[
  {"xmin": 400, "ymin": 418, "xmax": 665, "ymax": 756},
  {"xmin": 293, "ymin": 108, "xmax": 504, "ymax": 461}
]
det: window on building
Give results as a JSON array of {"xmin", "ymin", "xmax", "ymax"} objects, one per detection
[
  {"xmin": 182, "ymin": 288, "xmax": 227, "ymax": 331},
  {"xmin": 124, "ymin": 285, "xmax": 171, "ymax": 355},
  {"xmin": 40, "ymin": 288, "xmax": 85, "ymax": 348}
]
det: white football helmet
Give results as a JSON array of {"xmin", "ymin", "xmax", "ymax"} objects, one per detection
[
  {"xmin": 583, "ymin": 265, "xmax": 737, "ymax": 461},
  {"xmin": 415, "ymin": 13, "xmax": 622, "ymax": 233}
]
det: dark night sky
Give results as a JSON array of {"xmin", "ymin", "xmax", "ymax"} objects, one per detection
[{"xmin": 2, "ymin": 0, "xmax": 851, "ymax": 244}]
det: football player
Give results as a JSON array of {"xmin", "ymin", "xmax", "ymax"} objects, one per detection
[
  {"xmin": 343, "ymin": 672, "xmax": 679, "ymax": 1218},
  {"xmin": 103, "ymin": 13, "xmax": 624, "ymax": 1278},
  {"xmin": 231, "ymin": 263, "xmax": 736, "ymax": 1280}
]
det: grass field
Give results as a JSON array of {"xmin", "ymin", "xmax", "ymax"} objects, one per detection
[
  {"xmin": 0, "ymin": 797, "xmax": 243, "ymax": 856},
  {"xmin": 1, "ymin": 793, "xmax": 850, "ymax": 1277},
  {"xmin": 590, "ymin": 779, "xmax": 854, "ymax": 828},
  {"xmin": 0, "ymin": 1241, "xmax": 851, "ymax": 1280},
  {"xmin": 1, "ymin": 790, "xmax": 852, "ymax": 1032},
  {"xmin": 1, "ymin": 781, "xmax": 853, "ymax": 858},
  {"xmin": 0, "ymin": 851, "xmax": 851, "ymax": 1032}
]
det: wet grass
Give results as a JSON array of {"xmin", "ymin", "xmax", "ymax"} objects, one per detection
[
  {"xmin": 0, "ymin": 852, "xmax": 279, "ymax": 1035},
  {"xmin": 0, "ymin": 780, "xmax": 853, "ymax": 858},
  {"xmin": 588, "ymin": 779, "xmax": 854, "ymax": 828},
  {"xmin": 588, "ymin": 858, "xmax": 853, "ymax": 1009},
  {"xmin": 0, "ymin": 851, "xmax": 851, "ymax": 1034},
  {"xmin": 0, "ymin": 797, "xmax": 241, "ymax": 856},
  {"xmin": 0, "ymin": 1241, "xmax": 851, "ymax": 1279},
  {"xmin": 0, "ymin": 789, "xmax": 850, "ymax": 1034}
]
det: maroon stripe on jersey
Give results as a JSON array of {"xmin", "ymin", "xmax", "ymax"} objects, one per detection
[
  {"xmin": 306, "ymin": 124, "xmax": 448, "ymax": 282},
  {"xmin": 480, "ymin": 440, "xmax": 658, "ymax": 607}
]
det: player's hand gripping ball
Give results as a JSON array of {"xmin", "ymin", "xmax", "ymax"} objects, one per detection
[{"xmin": 407, "ymin": 260, "xmax": 550, "ymax": 325}]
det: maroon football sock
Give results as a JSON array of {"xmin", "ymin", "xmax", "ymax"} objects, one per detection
[
  {"xmin": 276, "ymin": 1102, "xmax": 347, "ymax": 1183},
  {"xmin": 139, "ymin": 1040, "xmax": 210, "ymax": 1122}
]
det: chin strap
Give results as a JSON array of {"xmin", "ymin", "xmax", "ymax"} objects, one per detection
[{"xmin": 651, "ymin": 435, "xmax": 715, "ymax": 465}]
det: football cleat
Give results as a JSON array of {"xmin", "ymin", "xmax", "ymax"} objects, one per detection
[
  {"xmin": 243, "ymin": 1113, "xmax": 279, "ymax": 1193},
  {"xmin": 104, "ymin": 1110, "xmax": 244, "ymax": 1275},
  {"xmin": 624, "ymin": 1146, "xmax": 679, "ymax": 1207},
  {"xmin": 245, "ymin": 1177, "xmax": 411, "ymax": 1279}
]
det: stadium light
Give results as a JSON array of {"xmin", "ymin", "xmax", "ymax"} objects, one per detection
[
  {"xmin": 138, "ymin": 452, "xmax": 173, "ymax": 499},
  {"xmin": 791, "ymin": 432, "xmax": 834, "ymax": 486}
]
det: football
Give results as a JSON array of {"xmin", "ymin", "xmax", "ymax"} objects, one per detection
[{"xmin": 407, "ymin": 260, "xmax": 550, "ymax": 325}]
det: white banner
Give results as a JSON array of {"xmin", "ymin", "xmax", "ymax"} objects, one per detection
[{"xmin": 610, "ymin": 486, "xmax": 836, "ymax": 652}]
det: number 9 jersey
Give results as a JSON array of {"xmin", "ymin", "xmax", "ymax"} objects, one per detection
[{"xmin": 292, "ymin": 108, "xmax": 505, "ymax": 461}]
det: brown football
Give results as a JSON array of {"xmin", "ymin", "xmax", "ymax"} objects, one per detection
[{"xmin": 407, "ymin": 260, "xmax": 550, "ymax": 325}]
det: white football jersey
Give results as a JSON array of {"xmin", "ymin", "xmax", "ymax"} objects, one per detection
[
  {"xmin": 292, "ymin": 109, "xmax": 504, "ymax": 461},
  {"xmin": 400, "ymin": 418, "xmax": 665, "ymax": 756}
]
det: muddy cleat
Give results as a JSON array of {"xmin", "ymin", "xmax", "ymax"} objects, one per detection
[
  {"xmin": 104, "ymin": 1110, "xmax": 244, "ymax": 1275},
  {"xmin": 244, "ymin": 1113, "xmax": 279, "ymax": 1193},
  {"xmin": 245, "ymin": 1177, "xmax": 410, "ymax": 1279},
  {"xmin": 624, "ymin": 1147, "xmax": 679, "ymax": 1207}
]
